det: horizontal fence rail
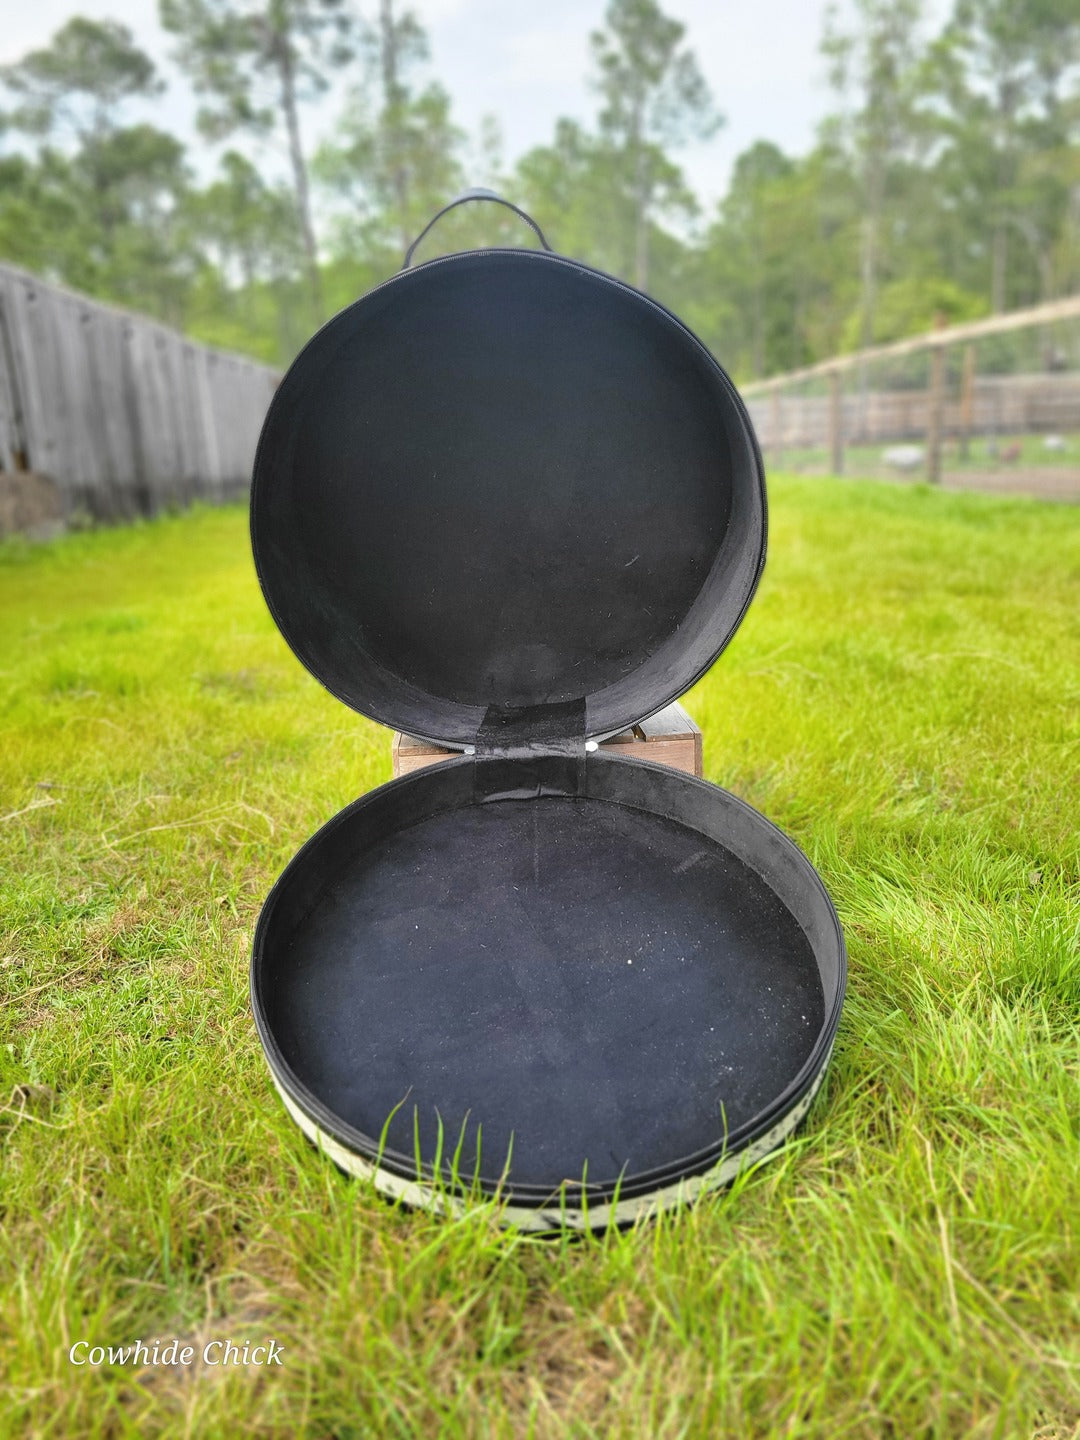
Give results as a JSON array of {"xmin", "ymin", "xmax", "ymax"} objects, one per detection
[
  {"xmin": 741, "ymin": 295, "xmax": 1080, "ymax": 390},
  {"xmin": 0, "ymin": 263, "xmax": 279, "ymax": 523},
  {"xmin": 741, "ymin": 294, "xmax": 1080, "ymax": 492},
  {"xmin": 745, "ymin": 373, "xmax": 1080, "ymax": 448}
]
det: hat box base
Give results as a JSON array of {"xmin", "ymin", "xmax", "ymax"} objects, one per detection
[{"xmin": 251, "ymin": 751, "xmax": 844, "ymax": 1231}]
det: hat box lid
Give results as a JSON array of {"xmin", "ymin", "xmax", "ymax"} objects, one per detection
[{"xmin": 250, "ymin": 195, "xmax": 766, "ymax": 749}]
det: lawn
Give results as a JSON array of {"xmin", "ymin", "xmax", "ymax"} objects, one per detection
[{"xmin": 1, "ymin": 475, "xmax": 1077, "ymax": 1439}]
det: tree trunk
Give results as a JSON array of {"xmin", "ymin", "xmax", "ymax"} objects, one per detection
[
  {"xmin": 859, "ymin": 118, "xmax": 889, "ymax": 344},
  {"xmin": 958, "ymin": 343, "xmax": 975, "ymax": 460},
  {"xmin": 1041, "ymin": 250, "xmax": 1053, "ymax": 302},
  {"xmin": 991, "ymin": 223, "xmax": 1007, "ymax": 313},
  {"xmin": 858, "ymin": 160, "xmax": 882, "ymax": 441},
  {"xmin": 633, "ymin": 148, "xmax": 649, "ymax": 291},
  {"xmin": 828, "ymin": 369, "xmax": 844, "ymax": 475},
  {"xmin": 277, "ymin": 39, "xmax": 322, "ymax": 320},
  {"xmin": 380, "ymin": 0, "xmax": 412, "ymax": 254},
  {"xmin": 926, "ymin": 342, "xmax": 945, "ymax": 485},
  {"xmin": 242, "ymin": 249, "xmax": 257, "ymax": 326},
  {"xmin": 859, "ymin": 207, "xmax": 878, "ymax": 351},
  {"xmin": 753, "ymin": 276, "xmax": 765, "ymax": 379},
  {"xmin": 990, "ymin": 80, "xmax": 1017, "ymax": 316},
  {"xmin": 629, "ymin": 91, "xmax": 649, "ymax": 291}
]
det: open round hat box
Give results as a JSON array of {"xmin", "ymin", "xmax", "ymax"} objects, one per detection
[{"xmin": 249, "ymin": 195, "xmax": 846, "ymax": 1231}]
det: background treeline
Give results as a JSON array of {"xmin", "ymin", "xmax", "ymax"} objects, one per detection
[{"xmin": 1, "ymin": 0, "xmax": 1078, "ymax": 380}]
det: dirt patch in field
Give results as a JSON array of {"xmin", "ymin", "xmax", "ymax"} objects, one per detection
[
  {"xmin": 939, "ymin": 467, "xmax": 1080, "ymax": 502},
  {"xmin": 854, "ymin": 465, "xmax": 1080, "ymax": 502},
  {"xmin": 0, "ymin": 470, "xmax": 65, "ymax": 537}
]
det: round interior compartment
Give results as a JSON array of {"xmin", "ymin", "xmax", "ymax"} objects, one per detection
[
  {"xmin": 252, "ymin": 755, "xmax": 844, "ymax": 1203},
  {"xmin": 250, "ymin": 249, "xmax": 765, "ymax": 746}
]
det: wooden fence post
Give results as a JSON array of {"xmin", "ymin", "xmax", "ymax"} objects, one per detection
[
  {"xmin": 0, "ymin": 295, "xmax": 29, "ymax": 471},
  {"xmin": 828, "ymin": 369, "xmax": 844, "ymax": 475},
  {"xmin": 927, "ymin": 341, "xmax": 946, "ymax": 485},
  {"xmin": 771, "ymin": 388, "xmax": 784, "ymax": 470},
  {"xmin": 958, "ymin": 344, "xmax": 975, "ymax": 461}
]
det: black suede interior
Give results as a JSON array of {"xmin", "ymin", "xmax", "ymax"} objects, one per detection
[
  {"xmin": 253, "ymin": 756, "xmax": 843, "ymax": 1200},
  {"xmin": 250, "ymin": 249, "xmax": 765, "ymax": 745}
]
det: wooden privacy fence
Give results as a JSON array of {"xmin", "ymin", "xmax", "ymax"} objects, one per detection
[
  {"xmin": 0, "ymin": 262, "xmax": 279, "ymax": 522},
  {"xmin": 742, "ymin": 294, "xmax": 1080, "ymax": 482}
]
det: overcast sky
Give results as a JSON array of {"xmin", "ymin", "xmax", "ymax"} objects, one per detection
[{"xmin": 0, "ymin": 0, "xmax": 950, "ymax": 211}]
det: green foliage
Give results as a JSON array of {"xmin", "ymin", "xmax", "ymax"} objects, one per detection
[
  {"xmin": 1, "ymin": 0, "xmax": 1079, "ymax": 373},
  {"xmin": 0, "ymin": 16, "xmax": 195, "ymax": 322},
  {"xmin": 587, "ymin": 0, "xmax": 720, "ymax": 289},
  {"xmin": 0, "ymin": 16, "xmax": 162, "ymax": 142},
  {"xmin": 821, "ymin": 0, "xmax": 930, "ymax": 351},
  {"xmin": 160, "ymin": 0, "xmax": 362, "ymax": 321},
  {"xmin": 183, "ymin": 151, "xmax": 301, "ymax": 287},
  {"xmin": 0, "ymin": 19, "xmax": 191, "ymax": 325},
  {"xmin": 158, "ymin": 0, "xmax": 357, "ymax": 138},
  {"xmin": 314, "ymin": 0, "xmax": 464, "ymax": 260},
  {"xmin": 516, "ymin": 119, "xmax": 628, "ymax": 279},
  {"xmin": 510, "ymin": 1, "xmax": 722, "ymax": 308},
  {"xmin": 688, "ymin": 139, "xmax": 859, "ymax": 379},
  {"xmin": 0, "ymin": 152, "xmax": 84, "ymax": 278},
  {"xmin": 591, "ymin": 0, "xmax": 720, "ymax": 151},
  {"xmin": 840, "ymin": 275, "xmax": 988, "ymax": 347},
  {"xmin": 0, "ymin": 481, "xmax": 1077, "ymax": 1435},
  {"xmin": 924, "ymin": 0, "xmax": 1080, "ymax": 309}
]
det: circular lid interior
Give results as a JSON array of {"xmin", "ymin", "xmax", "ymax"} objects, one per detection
[{"xmin": 251, "ymin": 248, "xmax": 766, "ymax": 745}]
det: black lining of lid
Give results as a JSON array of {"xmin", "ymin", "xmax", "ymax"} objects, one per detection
[{"xmin": 250, "ymin": 247, "xmax": 767, "ymax": 745}]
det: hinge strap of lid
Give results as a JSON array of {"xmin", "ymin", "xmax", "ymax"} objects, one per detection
[{"xmin": 473, "ymin": 698, "xmax": 586, "ymax": 801}]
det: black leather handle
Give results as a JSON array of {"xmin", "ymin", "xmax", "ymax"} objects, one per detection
[{"xmin": 401, "ymin": 189, "xmax": 552, "ymax": 269}]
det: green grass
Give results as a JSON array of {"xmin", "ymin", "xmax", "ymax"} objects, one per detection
[{"xmin": 1, "ymin": 475, "xmax": 1078, "ymax": 1439}]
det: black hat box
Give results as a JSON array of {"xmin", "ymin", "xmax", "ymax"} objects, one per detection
[{"xmin": 248, "ymin": 192, "xmax": 846, "ymax": 1231}]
